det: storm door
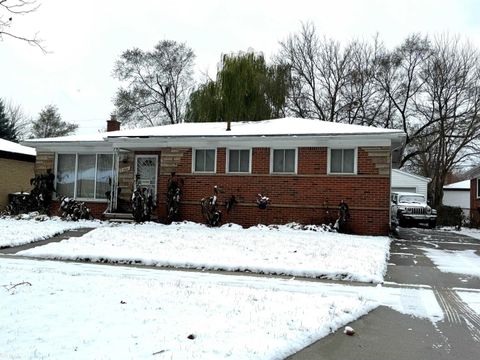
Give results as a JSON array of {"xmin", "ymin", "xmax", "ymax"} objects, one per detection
[{"xmin": 134, "ymin": 155, "xmax": 158, "ymax": 200}]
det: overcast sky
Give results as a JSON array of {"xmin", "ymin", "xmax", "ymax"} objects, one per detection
[{"xmin": 1, "ymin": 0, "xmax": 480, "ymax": 135}]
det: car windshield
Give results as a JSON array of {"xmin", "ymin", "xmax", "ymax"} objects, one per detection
[{"xmin": 399, "ymin": 195, "xmax": 425, "ymax": 204}]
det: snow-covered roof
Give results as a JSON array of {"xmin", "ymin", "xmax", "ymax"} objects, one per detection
[
  {"xmin": 0, "ymin": 138, "xmax": 36, "ymax": 156},
  {"xmin": 443, "ymin": 180, "xmax": 470, "ymax": 190},
  {"xmin": 25, "ymin": 118, "xmax": 404, "ymax": 144},
  {"xmin": 24, "ymin": 133, "xmax": 106, "ymax": 143},
  {"xmin": 392, "ymin": 169, "xmax": 431, "ymax": 183},
  {"xmin": 107, "ymin": 118, "xmax": 404, "ymax": 138}
]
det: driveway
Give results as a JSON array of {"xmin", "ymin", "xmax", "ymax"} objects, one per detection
[{"xmin": 289, "ymin": 227, "xmax": 480, "ymax": 360}]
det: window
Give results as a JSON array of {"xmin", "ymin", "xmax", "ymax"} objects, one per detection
[
  {"xmin": 76, "ymin": 154, "xmax": 96, "ymax": 198},
  {"xmin": 329, "ymin": 148, "xmax": 356, "ymax": 174},
  {"xmin": 194, "ymin": 149, "xmax": 216, "ymax": 172},
  {"xmin": 477, "ymin": 178, "xmax": 480, "ymax": 199},
  {"xmin": 272, "ymin": 149, "xmax": 296, "ymax": 173},
  {"xmin": 56, "ymin": 153, "xmax": 113, "ymax": 200},
  {"xmin": 96, "ymin": 154, "xmax": 114, "ymax": 199},
  {"xmin": 56, "ymin": 154, "xmax": 76, "ymax": 198},
  {"xmin": 228, "ymin": 149, "xmax": 250, "ymax": 173}
]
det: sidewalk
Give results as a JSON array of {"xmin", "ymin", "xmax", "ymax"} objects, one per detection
[{"xmin": 0, "ymin": 227, "xmax": 95, "ymax": 254}]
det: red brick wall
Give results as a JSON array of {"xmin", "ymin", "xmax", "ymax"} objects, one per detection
[
  {"xmin": 54, "ymin": 146, "xmax": 391, "ymax": 235},
  {"xmin": 153, "ymin": 146, "xmax": 391, "ymax": 235},
  {"xmin": 51, "ymin": 200, "xmax": 109, "ymax": 219},
  {"xmin": 470, "ymin": 178, "xmax": 480, "ymax": 224}
]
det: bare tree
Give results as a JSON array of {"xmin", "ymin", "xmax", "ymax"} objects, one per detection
[
  {"xmin": 5, "ymin": 99, "xmax": 31, "ymax": 139},
  {"xmin": 278, "ymin": 23, "xmax": 390, "ymax": 126},
  {"xmin": 278, "ymin": 23, "xmax": 351, "ymax": 121},
  {"xmin": 0, "ymin": 0, "xmax": 45, "ymax": 52},
  {"xmin": 406, "ymin": 36, "xmax": 480, "ymax": 207},
  {"xmin": 278, "ymin": 26, "xmax": 480, "ymax": 207},
  {"xmin": 113, "ymin": 40, "xmax": 195, "ymax": 127},
  {"xmin": 341, "ymin": 38, "xmax": 392, "ymax": 127},
  {"xmin": 373, "ymin": 34, "xmax": 433, "ymax": 159}
]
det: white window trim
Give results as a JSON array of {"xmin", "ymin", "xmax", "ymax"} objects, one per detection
[
  {"xmin": 55, "ymin": 152, "xmax": 114, "ymax": 202},
  {"xmin": 270, "ymin": 148, "xmax": 298, "ymax": 174},
  {"xmin": 226, "ymin": 148, "xmax": 252, "ymax": 174},
  {"xmin": 192, "ymin": 148, "xmax": 217, "ymax": 173},
  {"xmin": 134, "ymin": 155, "xmax": 159, "ymax": 200},
  {"xmin": 327, "ymin": 147, "xmax": 358, "ymax": 175}
]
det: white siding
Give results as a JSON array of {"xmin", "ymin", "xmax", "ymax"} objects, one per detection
[
  {"xmin": 391, "ymin": 170, "xmax": 429, "ymax": 199},
  {"xmin": 443, "ymin": 190, "xmax": 470, "ymax": 217}
]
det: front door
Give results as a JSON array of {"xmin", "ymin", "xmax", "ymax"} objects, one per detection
[{"xmin": 135, "ymin": 155, "xmax": 158, "ymax": 200}]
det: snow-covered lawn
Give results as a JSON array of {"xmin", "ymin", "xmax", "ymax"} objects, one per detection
[
  {"xmin": 0, "ymin": 217, "xmax": 105, "ymax": 248},
  {"xmin": 422, "ymin": 248, "xmax": 480, "ymax": 277},
  {"xmin": 19, "ymin": 222, "xmax": 391, "ymax": 283},
  {"xmin": 0, "ymin": 258, "xmax": 442, "ymax": 359}
]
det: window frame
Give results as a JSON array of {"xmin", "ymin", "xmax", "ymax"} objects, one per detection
[
  {"xmin": 270, "ymin": 148, "xmax": 298, "ymax": 174},
  {"xmin": 226, "ymin": 148, "xmax": 252, "ymax": 174},
  {"xmin": 327, "ymin": 147, "xmax": 358, "ymax": 175},
  {"xmin": 54, "ymin": 152, "xmax": 114, "ymax": 202},
  {"xmin": 477, "ymin": 178, "xmax": 480, "ymax": 199},
  {"xmin": 192, "ymin": 148, "xmax": 217, "ymax": 173}
]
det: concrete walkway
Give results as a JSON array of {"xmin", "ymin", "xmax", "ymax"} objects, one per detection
[
  {"xmin": 0, "ymin": 228, "xmax": 95, "ymax": 254},
  {"xmin": 288, "ymin": 227, "xmax": 480, "ymax": 360}
]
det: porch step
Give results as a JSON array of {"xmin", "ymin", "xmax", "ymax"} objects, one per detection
[
  {"xmin": 104, "ymin": 212, "xmax": 135, "ymax": 223},
  {"xmin": 104, "ymin": 212, "xmax": 134, "ymax": 220},
  {"xmin": 103, "ymin": 212, "xmax": 158, "ymax": 223},
  {"xmin": 109, "ymin": 218, "xmax": 135, "ymax": 223}
]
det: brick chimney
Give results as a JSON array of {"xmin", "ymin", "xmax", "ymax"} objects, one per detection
[{"xmin": 106, "ymin": 114, "xmax": 121, "ymax": 132}]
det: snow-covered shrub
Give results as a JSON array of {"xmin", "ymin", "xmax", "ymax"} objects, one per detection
[
  {"xmin": 59, "ymin": 197, "xmax": 92, "ymax": 221},
  {"xmin": 256, "ymin": 194, "xmax": 269, "ymax": 209}
]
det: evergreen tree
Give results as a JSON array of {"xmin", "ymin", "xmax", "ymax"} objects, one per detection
[
  {"xmin": 31, "ymin": 105, "xmax": 78, "ymax": 138},
  {"xmin": 0, "ymin": 98, "xmax": 18, "ymax": 141},
  {"xmin": 186, "ymin": 51, "xmax": 290, "ymax": 123}
]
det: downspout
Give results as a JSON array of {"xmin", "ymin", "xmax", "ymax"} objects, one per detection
[
  {"xmin": 389, "ymin": 139, "xmax": 405, "ymax": 231},
  {"xmin": 109, "ymin": 147, "xmax": 120, "ymax": 213}
]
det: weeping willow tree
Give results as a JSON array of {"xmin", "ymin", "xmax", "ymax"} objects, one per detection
[{"xmin": 186, "ymin": 51, "xmax": 290, "ymax": 124}]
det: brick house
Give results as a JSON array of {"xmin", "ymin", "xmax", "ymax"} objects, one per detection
[
  {"xmin": 468, "ymin": 167, "xmax": 480, "ymax": 224},
  {"xmin": 0, "ymin": 139, "xmax": 36, "ymax": 210},
  {"xmin": 25, "ymin": 117, "xmax": 405, "ymax": 235}
]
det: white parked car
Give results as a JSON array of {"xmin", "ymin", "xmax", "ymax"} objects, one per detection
[{"xmin": 391, "ymin": 192, "xmax": 437, "ymax": 228}]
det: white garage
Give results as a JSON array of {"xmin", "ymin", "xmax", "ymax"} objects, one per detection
[
  {"xmin": 391, "ymin": 169, "xmax": 430, "ymax": 199},
  {"xmin": 443, "ymin": 180, "xmax": 470, "ymax": 218}
]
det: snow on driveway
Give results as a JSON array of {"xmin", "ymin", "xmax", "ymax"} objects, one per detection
[
  {"xmin": 19, "ymin": 221, "xmax": 391, "ymax": 283},
  {"xmin": 0, "ymin": 217, "xmax": 105, "ymax": 248},
  {"xmin": 456, "ymin": 290, "xmax": 480, "ymax": 315},
  {"xmin": 422, "ymin": 248, "xmax": 480, "ymax": 277},
  {"xmin": 446, "ymin": 228, "xmax": 480, "ymax": 241},
  {"xmin": 0, "ymin": 258, "xmax": 442, "ymax": 359}
]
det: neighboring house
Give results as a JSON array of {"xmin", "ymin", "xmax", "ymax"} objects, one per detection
[
  {"xmin": 443, "ymin": 180, "xmax": 470, "ymax": 218},
  {"xmin": 0, "ymin": 138, "xmax": 36, "ymax": 210},
  {"xmin": 391, "ymin": 169, "xmax": 430, "ymax": 199},
  {"xmin": 467, "ymin": 166, "xmax": 480, "ymax": 224},
  {"xmin": 25, "ymin": 116, "xmax": 405, "ymax": 235}
]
